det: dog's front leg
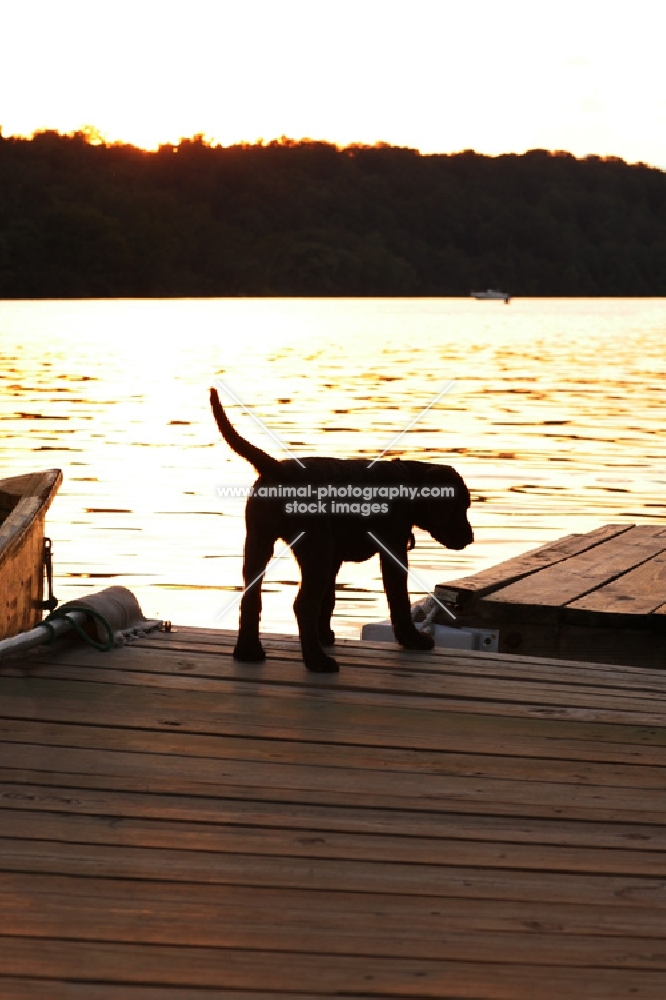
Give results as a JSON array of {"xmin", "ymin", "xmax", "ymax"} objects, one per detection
[
  {"xmin": 294, "ymin": 542, "xmax": 339, "ymax": 673},
  {"xmin": 234, "ymin": 529, "xmax": 275, "ymax": 663},
  {"xmin": 318, "ymin": 559, "xmax": 341, "ymax": 647},
  {"xmin": 380, "ymin": 548, "xmax": 435, "ymax": 651}
]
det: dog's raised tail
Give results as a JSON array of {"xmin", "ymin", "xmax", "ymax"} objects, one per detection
[{"xmin": 210, "ymin": 388, "xmax": 281, "ymax": 476}]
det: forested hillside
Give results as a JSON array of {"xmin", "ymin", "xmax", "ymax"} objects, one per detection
[{"xmin": 1, "ymin": 131, "xmax": 665, "ymax": 297}]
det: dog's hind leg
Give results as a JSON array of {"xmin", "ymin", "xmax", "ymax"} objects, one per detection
[
  {"xmin": 293, "ymin": 540, "xmax": 339, "ymax": 673},
  {"xmin": 234, "ymin": 528, "xmax": 275, "ymax": 663},
  {"xmin": 380, "ymin": 546, "xmax": 435, "ymax": 651},
  {"xmin": 318, "ymin": 559, "xmax": 341, "ymax": 647}
]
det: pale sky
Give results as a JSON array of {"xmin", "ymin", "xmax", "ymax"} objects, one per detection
[{"xmin": 2, "ymin": 0, "xmax": 665, "ymax": 167}]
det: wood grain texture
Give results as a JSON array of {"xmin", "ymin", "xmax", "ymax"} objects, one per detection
[
  {"xmin": 3, "ymin": 889, "xmax": 666, "ymax": 966},
  {"xmin": 4, "ymin": 725, "xmax": 666, "ymax": 786},
  {"xmin": 4, "ymin": 806, "xmax": 666, "ymax": 868},
  {"xmin": 435, "ymin": 524, "xmax": 631, "ymax": 607},
  {"xmin": 12, "ymin": 655, "xmax": 666, "ymax": 718},
  {"xmin": 0, "ymin": 986, "xmax": 323, "ymax": 1000},
  {"xmin": 2, "ymin": 626, "xmax": 666, "ymax": 996},
  {"xmin": 0, "ymin": 469, "xmax": 61, "ymax": 640},
  {"xmin": 4, "ymin": 714, "xmax": 666, "ymax": 768},
  {"xmin": 2, "ymin": 938, "xmax": 666, "ymax": 998},
  {"xmin": 482, "ymin": 525, "xmax": 666, "ymax": 616},
  {"xmin": 3, "ymin": 871, "xmax": 666, "ymax": 934},
  {"xmin": 64, "ymin": 629, "xmax": 666, "ymax": 689},
  {"xmin": 423, "ymin": 524, "xmax": 666, "ymax": 668},
  {"xmin": 569, "ymin": 549, "xmax": 666, "ymax": 615}
]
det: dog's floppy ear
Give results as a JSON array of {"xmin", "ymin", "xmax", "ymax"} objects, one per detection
[
  {"xmin": 423, "ymin": 464, "xmax": 469, "ymax": 505},
  {"xmin": 420, "ymin": 465, "xmax": 473, "ymax": 550}
]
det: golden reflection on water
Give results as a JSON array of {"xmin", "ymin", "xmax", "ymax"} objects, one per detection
[{"xmin": 0, "ymin": 298, "xmax": 664, "ymax": 638}]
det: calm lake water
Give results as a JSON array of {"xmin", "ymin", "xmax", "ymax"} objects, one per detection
[{"xmin": 1, "ymin": 298, "xmax": 664, "ymax": 638}]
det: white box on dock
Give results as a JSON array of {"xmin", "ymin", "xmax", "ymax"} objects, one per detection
[{"xmin": 360, "ymin": 621, "xmax": 499, "ymax": 653}]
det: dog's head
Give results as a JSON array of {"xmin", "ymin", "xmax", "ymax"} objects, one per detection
[{"xmin": 416, "ymin": 465, "xmax": 473, "ymax": 550}]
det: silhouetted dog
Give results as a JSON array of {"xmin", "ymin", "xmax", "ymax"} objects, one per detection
[{"xmin": 211, "ymin": 388, "xmax": 473, "ymax": 672}]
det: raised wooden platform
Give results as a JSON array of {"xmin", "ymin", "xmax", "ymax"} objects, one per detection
[
  {"xmin": 1, "ymin": 626, "xmax": 666, "ymax": 998},
  {"xmin": 435, "ymin": 523, "xmax": 666, "ymax": 668},
  {"xmin": 0, "ymin": 470, "xmax": 62, "ymax": 641}
]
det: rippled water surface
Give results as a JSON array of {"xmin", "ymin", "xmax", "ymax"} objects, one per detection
[{"xmin": 1, "ymin": 298, "xmax": 664, "ymax": 637}]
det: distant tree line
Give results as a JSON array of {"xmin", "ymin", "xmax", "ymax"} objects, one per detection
[{"xmin": 1, "ymin": 130, "xmax": 665, "ymax": 297}]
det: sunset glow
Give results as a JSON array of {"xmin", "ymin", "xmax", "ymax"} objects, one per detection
[{"xmin": 1, "ymin": 0, "xmax": 665, "ymax": 165}]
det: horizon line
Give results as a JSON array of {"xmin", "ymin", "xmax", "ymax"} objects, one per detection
[{"xmin": 1, "ymin": 127, "xmax": 664, "ymax": 172}]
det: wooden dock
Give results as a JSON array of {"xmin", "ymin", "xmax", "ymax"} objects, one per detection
[
  {"xmin": 1, "ymin": 625, "xmax": 666, "ymax": 997},
  {"xmin": 435, "ymin": 524, "xmax": 666, "ymax": 669}
]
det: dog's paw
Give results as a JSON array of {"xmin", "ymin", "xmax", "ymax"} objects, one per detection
[
  {"xmin": 397, "ymin": 630, "xmax": 435, "ymax": 651},
  {"xmin": 305, "ymin": 653, "xmax": 340, "ymax": 673},
  {"xmin": 319, "ymin": 628, "xmax": 336, "ymax": 647},
  {"xmin": 233, "ymin": 640, "xmax": 266, "ymax": 663}
]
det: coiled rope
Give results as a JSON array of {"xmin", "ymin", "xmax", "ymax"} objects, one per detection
[{"xmin": 42, "ymin": 606, "xmax": 115, "ymax": 651}]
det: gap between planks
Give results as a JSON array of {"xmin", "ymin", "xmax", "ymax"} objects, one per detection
[
  {"xmin": 134, "ymin": 626, "xmax": 666, "ymax": 680},
  {"xmin": 483, "ymin": 524, "xmax": 666, "ymax": 613},
  {"xmin": 3, "ymin": 677, "xmax": 666, "ymax": 758},
  {"xmin": 1, "ymin": 938, "xmax": 666, "ymax": 998},
  {"xmin": 3, "ymin": 716, "xmax": 666, "ymax": 771},
  {"xmin": 2, "ymin": 871, "xmax": 665, "ymax": 935},
  {"xmin": 2, "ymin": 768, "xmax": 666, "ymax": 824},
  {"xmin": 4, "ymin": 807, "xmax": 666, "ymax": 868},
  {"xmin": 3, "ymin": 726, "xmax": 666, "ymax": 786},
  {"xmin": 2, "ymin": 840, "xmax": 666, "ymax": 907},
  {"xmin": 36, "ymin": 631, "xmax": 666, "ymax": 696},
  {"xmin": 2, "ymin": 898, "xmax": 666, "ymax": 968},
  {"xmin": 9, "ymin": 657, "xmax": 666, "ymax": 727}
]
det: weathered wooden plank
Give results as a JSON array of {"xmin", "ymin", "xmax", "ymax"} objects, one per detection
[
  {"xmin": 4, "ymin": 563, "xmax": 666, "ymax": 996},
  {"xmin": 36, "ymin": 632, "xmax": 666, "ymax": 695},
  {"xmin": 0, "ymin": 985, "xmax": 315, "ymax": 1000},
  {"xmin": 4, "ymin": 806, "xmax": 666, "ymax": 869},
  {"xmin": 0, "ymin": 974, "xmax": 659, "ymax": 1000},
  {"xmin": 8, "ymin": 659, "xmax": 666, "ymax": 726},
  {"xmin": 457, "ymin": 618, "xmax": 666, "ymax": 670},
  {"xmin": 3, "ymin": 731, "xmax": 665, "ymax": 790},
  {"xmin": 557, "ymin": 624, "xmax": 666, "ymax": 671},
  {"xmin": 4, "ymin": 871, "xmax": 665, "ymax": 937},
  {"xmin": 556, "ymin": 623, "xmax": 666, "ymax": 672},
  {"xmin": 3, "ymin": 676, "xmax": 666, "ymax": 757},
  {"xmin": 135, "ymin": 623, "xmax": 666, "ymax": 678},
  {"xmin": 123, "ymin": 623, "xmax": 666, "ymax": 680},
  {"xmin": 128, "ymin": 627, "xmax": 644, "ymax": 679},
  {"xmin": 2, "ymin": 937, "xmax": 666, "ymax": 997},
  {"xmin": 4, "ymin": 715, "xmax": 666, "ymax": 772},
  {"xmin": 482, "ymin": 525, "xmax": 666, "ymax": 620},
  {"xmin": 3, "ymin": 889, "xmax": 666, "ymax": 968},
  {"xmin": 0, "ymin": 469, "xmax": 62, "ymax": 641},
  {"xmin": 3, "ymin": 766, "xmax": 666, "ymax": 824},
  {"xmin": 0, "ymin": 510, "xmax": 47, "ymax": 641},
  {"xmin": 433, "ymin": 524, "xmax": 631, "ymax": 607},
  {"xmin": 568, "ymin": 550, "xmax": 666, "ymax": 615},
  {"xmin": 1, "ymin": 727, "xmax": 665, "ymax": 806},
  {"xmin": 2, "ymin": 839, "xmax": 665, "ymax": 908}
]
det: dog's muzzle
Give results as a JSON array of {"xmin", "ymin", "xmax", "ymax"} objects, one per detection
[{"xmin": 445, "ymin": 525, "xmax": 474, "ymax": 550}]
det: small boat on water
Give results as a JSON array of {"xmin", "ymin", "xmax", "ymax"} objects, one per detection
[
  {"xmin": 0, "ymin": 469, "xmax": 61, "ymax": 640},
  {"xmin": 471, "ymin": 289, "xmax": 511, "ymax": 303}
]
